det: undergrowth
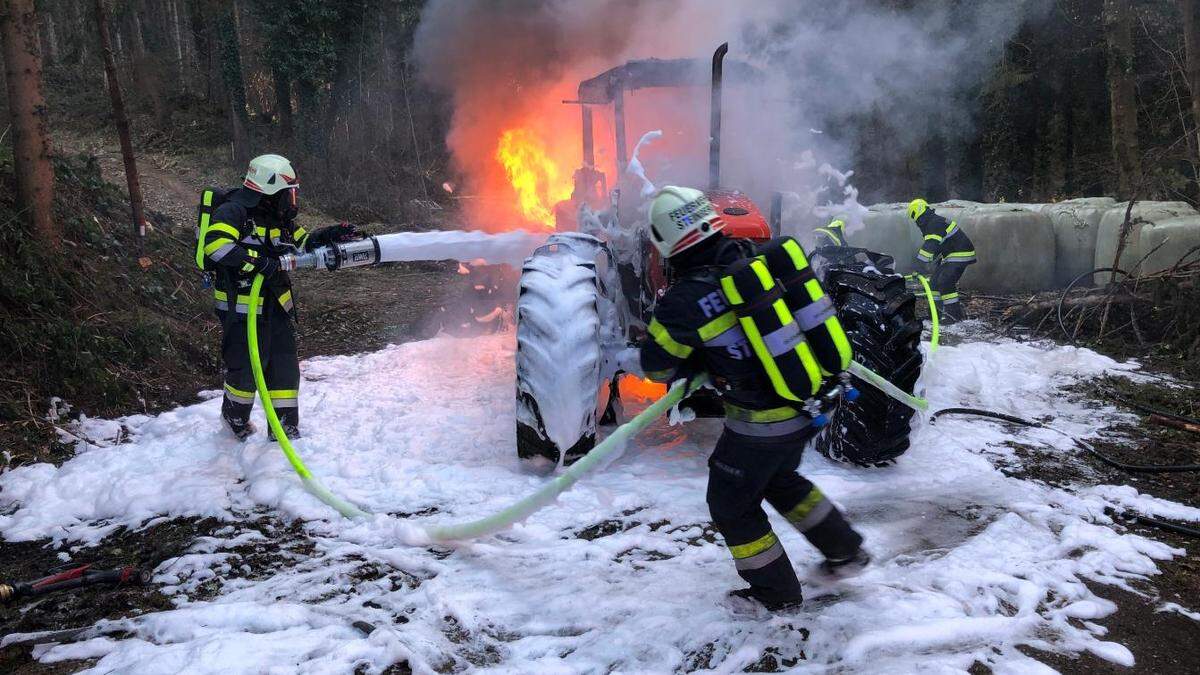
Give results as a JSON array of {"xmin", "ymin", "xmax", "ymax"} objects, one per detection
[{"xmin": 0, "ymin": 152, "xmax": 216, "ymax": 466}]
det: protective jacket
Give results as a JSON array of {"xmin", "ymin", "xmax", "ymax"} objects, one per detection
[
  {"xmin": 639, "ymin": 237, "xmax": 812, "ymax": 437},
  {"xmin": 813, "ymin": 220, "xmax": 849, "ymax": 248},
  {"xmin": 639, "ymin": 234, "xmax": 864, "ymax": 606},
  {"xmin": 197, "ymin": 187, "xmax": 309, "ymax": 435},
  {"xmin": 914, "ymin": 210, "xmax": 975, "ymax": 265},
  {"xmin": 198, "ymin": 188, "xmax": 311, "ymax": 317}
]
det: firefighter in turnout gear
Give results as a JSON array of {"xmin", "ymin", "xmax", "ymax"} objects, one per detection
[
  {"xmin": 907, "ymin": 199, "xmax": 976, "ymax": 323},
  {"xmin": 629, "ymin": 186, "xmax": 868, "ymax": 611},
  {"xmin": 195, "ymin": 154, "xmax": 354, "ymax": 441},
  {"xmin": 812, "ymin": 218, "xmax": 849, "ymax": 248}
]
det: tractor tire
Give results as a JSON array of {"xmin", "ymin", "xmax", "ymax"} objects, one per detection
[
  {"xmin": 515, "ymin": 239, "xmax": 604, "ymax": 471},
  {"xmin": 815, "ymin": 251, "xmax": 923, "ymax": 466}
]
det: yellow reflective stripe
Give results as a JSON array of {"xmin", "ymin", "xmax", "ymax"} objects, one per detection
[
  {"xmin": 917, "ymin": 249, "xmax": 935, "ymax": 260},
  {"xmin": 942, "ymin": 292, "xmax": 960, "ymax": 301},
  {"xmin": 944, "ymin": 250, "xmax": 976, "ymax": 259},
  {"xmin": 794, "ymin": 341, "xmax": 823, "ymax": 395},
  {"xmin": 254, "ymin": 226, "xmax": 282, "ymax": 239},
  {"xmin": 781, "ymin": 238, "xmax": 810, "ymax": 271},
  {"xmin": 214, "ymin": 289, "xmax": 228, "ymax": 300},
  {"xmin": 241, "ymin": 262, "xmax": 256, "ymax": 273},
  {"xmin": 246, "ymin": 248, "xmax": 259, "ymax": 258},
  {"xmin": 293, "ymin": 227, "xmax": 308, "ymax": 240},
  {"xmin": 806, "ymin": 278, "xmax": 852, "ymax": 371},
  {"xmin": 649, "ymin": 318, "xmax": 694, "ymax": 359},
  {"xmin": 202, "ymin": 190, "xmax": 214, "ymax": 207},
  {"xmin": 204, "ymin": 237, "xmax": 234, "ymax": 255},
  {"xmin": 720, "ymin": 276, "xmax": 744, "ymax": 305},
  {"xmin": 923, "ymin": 233, "xmax": 943, "ymax": 243},
  {"xmin": 785, "ymin": 488, "xmax": 826, "ymax": 521},
  {"xmin": 750, "ymin": 259, "xmax": 775, "ymax": 290},
  {"xmin": 738, "ymin": 316, "xmax": 800, "ymax": 402},
  {"xmin": 946, "ymin": 221, "xmax": 958, "ymax": 235},
  {"xmin": 698, "ymin": 312, "xmax": 738, "ymax": 342},
  {"xmin": 815, "ymin": 228, "xmax": 842, "ymax": 246},
  {"xmin": 724, "ymin": 403, "xmax": 801, "ymax": 423},
  {"xmin": 209, "ymin": 222, "xmax": 239, "ymax": 239},
  {"xmin": 224, "ymin": 382, "xmax": 255, "ymax": 399},
  {"xmin": 728, "ymin": 532, "xmax": 779, "ymax": 559},
  {"xmin": 267, "ymin": 389, "xmax": 298, "ymax": 398},
  {"xmin": 278, "ymin": 290, "xmax": 293, "ymax": 308}
]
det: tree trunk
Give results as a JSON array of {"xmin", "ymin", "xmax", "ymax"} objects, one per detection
[
  {"xmin": 95, "ymin": 0, "xmax": 146, "ymax": 240},
  {"xmin": 216, "ymin": 0, "xmax": 249, "ymax": 165},
  {"xmin": 0, "ymin": 0, "xmax": 57, "ymax": 247},
  {"xmin": 1183, "ymin": 0, "xmax": 1200, "ymax": 187},
  {"xmin": 1103, "ymin": 0, "xmax": 1141, "ymax": 197},
  {"xmin": 272, "ymin": 67, "xmax": 292, "ymax": 141}
]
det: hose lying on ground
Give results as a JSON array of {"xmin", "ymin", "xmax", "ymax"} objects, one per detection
[
  {"xmin": 930, "ymin": 407, "xmax": 1199, "ymax": 538},
  {"xmin": 930, "ymin": 407, "xmax": 1200, "ymax": 473},
  {"xmin": 1100, "ymin": 387, "xmax": 1200, "ymax": 427},
  {"xmin": 247, "ymin": 274, "xmax": 370, "ymax": 519},
  {"xmin": 424, "ymin": 375, "xmax": 708, "ymax": 542}
]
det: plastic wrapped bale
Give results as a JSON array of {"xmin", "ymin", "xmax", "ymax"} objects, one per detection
[
  {"xmin": 1136, "ymin": 216, "xmax": 1200, "ymax": 275},
  {"xmin": 1043, "ymin": 198, "xmax": 1118, "ymax": 287},
  {"xmin": 955, "ymin": 204, "xmax": 1056, "ymax": 292},
  {"xmin": 1094, "ymin": 202, "xmax": 1198, "ymax": 283}
]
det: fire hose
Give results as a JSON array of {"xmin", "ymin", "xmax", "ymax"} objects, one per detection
[
  {"xmin": 0, "ymin": 564, "xmax": 147, "ymax": 605},
  {"xmin": 244, "ymin": 231, "xmax": 932, "ymax": 529},
  {"xmin": 905, "ymin": 273, "xmax": 940, "ymax": 354}
]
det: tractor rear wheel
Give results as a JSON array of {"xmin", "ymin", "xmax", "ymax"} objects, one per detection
[{"xmin": 815, "ymin": 250, "xmax": 923, "ymax": 466}]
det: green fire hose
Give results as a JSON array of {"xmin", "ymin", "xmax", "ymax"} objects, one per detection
[
  {"xmin": 247, "ymin": 274, "xmax": 370, "ymax": 519},
  {"xmin": 915, "ymin": 274, "xmax": 939, "ymax": 354},
  {"xmin": 426, "ymin": 375, "xmax": 708, "ymax": 541}
]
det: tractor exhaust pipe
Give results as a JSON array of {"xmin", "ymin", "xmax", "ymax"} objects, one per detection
[{"xmin": 708, "ymin": 42, "xmax": 728, "ymax": 190}]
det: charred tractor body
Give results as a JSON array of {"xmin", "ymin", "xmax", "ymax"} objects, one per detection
[{"xmin": 515, "ymin": 45, "xmax": 923, "ymax": 469}]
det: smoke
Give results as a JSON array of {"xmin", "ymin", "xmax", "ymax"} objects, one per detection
[{"xmin": 414, "ymin": 0, "xmax": 1046, "ymax": 229}]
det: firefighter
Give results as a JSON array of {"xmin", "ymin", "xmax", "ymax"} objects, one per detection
[
  {"xmin": 813, "ymin": 218, "xmax": 849, "ymax": 248},
  {"xmin": 907, "ymin": 199, "xmax": 976, "ymax": 323},
  {"xmin": 197, "ymin": 154, "xmax": 356, "ymax": 440},
  {"xmin": 624, "ymin": 186, "xmax": 868, "ymax": 611}
]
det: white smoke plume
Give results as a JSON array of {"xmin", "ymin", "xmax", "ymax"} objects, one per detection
[{"xmin": 414, "ymin": 0, "xmax": 1046, "ymax": 230}]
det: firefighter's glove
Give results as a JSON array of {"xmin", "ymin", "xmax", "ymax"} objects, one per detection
[
  {"xmin": 305, "ymin": 222, "xmax": 360, "ymax": 252},
  {"xmin": 251, "ymin": 255, "xmax": 281, "ymax": 278}
]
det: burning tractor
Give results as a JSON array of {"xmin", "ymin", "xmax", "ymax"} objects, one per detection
[{"xmin": 514, "ymin": 45, "xmax": 923, "ymax": 470}]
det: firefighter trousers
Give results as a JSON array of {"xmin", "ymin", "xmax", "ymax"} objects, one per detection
[
  {"xmin": 218, "ymin": 302, "xmax": 299, "ymax": 430},
  {"xmin": 706, "ymin": 425, "xmax": 863, "ymax": 603},
  {"xmin": 930, "ymin": 261, "xmax": 970, "ymax": 321}
]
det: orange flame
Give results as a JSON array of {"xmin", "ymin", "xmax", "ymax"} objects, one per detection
[
  {"xmin": 495, "ymin": 128, "xmax": 573, "ymax": 229},
  {"xmin": 619, "ymin": 374, "xmax": 669, "ymax": 402}
]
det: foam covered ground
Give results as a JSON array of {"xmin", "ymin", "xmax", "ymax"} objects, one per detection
[{"xmin": 2, "ymin": 328, "xmax": 1198, "ymax": 673}]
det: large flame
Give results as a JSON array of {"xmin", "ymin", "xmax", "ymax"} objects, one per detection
[
  {"xmin": 495, "ymin": 128, "xmax": 573, "ymax": 229},
  {"xmin": 619, "ymin": 374, "xmax": 668, "ymax": 402}
]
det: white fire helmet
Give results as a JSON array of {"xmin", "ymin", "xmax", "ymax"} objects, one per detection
[
  {"xmin": 243, "ymin": 154, "xmax": 298, "ymax": 196},
  {"xmin": 649, "ymin": 185, "xmax": 724, "ymax": 258}
]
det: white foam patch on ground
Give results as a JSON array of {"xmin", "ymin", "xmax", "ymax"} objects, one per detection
[{"xmin": 2, "ymin": 332, "xmax": 1196, "ymax": 673}]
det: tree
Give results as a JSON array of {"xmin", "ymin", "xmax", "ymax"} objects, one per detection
[
  {"xmin": 1103, "ymin": 0, "xmax": 1142, "ymax": 197},
  {"xmin": 1183, "ymin": 0, "xmax": 1200, "ymax": 182},
  {"xmin": 95, "ymin": 0, "xmax": 147, "ymax": 239},
  {"xmin": 0, "ymin": 0, "xmax": 57, "ymax": 246},
  {"xmin": 216, "ymin": 0, "xmax": 250, "ymax": 165}
]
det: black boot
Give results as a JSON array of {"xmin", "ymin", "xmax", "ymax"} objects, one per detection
[
  {"xmin": 270, "ymin": 409, "xmax": 301, "ymax": 441},
  {"xmin": 817, "ymin": 548, "xmax": 871, "ymax": 580},
  {"xmin": 728, "ymin": 585, "xmax": 803, "ymax": 612},
  {"xmin": 223, "ymin": 414, "xmax": 256, "ymax": 441}
]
